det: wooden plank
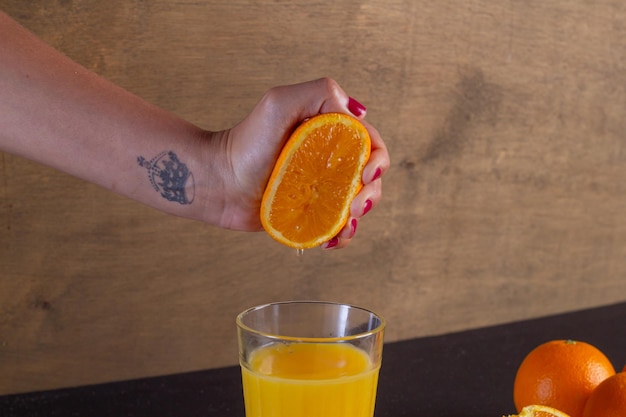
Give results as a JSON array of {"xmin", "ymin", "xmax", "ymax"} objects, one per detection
[{"xmin": 1, "ymin": 0, "xmax": 626, "ymax": 394}]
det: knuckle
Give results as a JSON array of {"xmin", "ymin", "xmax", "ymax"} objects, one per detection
[{"xmin": 258, "ymin": 86, "xmax": 284, "ymax": 114}]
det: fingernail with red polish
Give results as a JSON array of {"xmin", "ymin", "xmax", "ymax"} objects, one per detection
[
  {"xmin": 350, "ymin": 218, "xmax": 358, "ymax": 238},
  {"xmin": 363, "ymin": 199, "xmax": 373, "ymax": 216},
  {"xmin": 324, "ymin": 237, "xmax": 339, "ymax": 249},
  {"xmin": 348, "ymin": 97, "xmax": 366, "ymax": 117},
  {"xmin": 371, "ymin": 167, "xmax": 382, "ymax": 182}
]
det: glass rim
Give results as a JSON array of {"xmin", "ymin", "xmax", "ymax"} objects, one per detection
[{"xmin": 236, "ymin": 300, "xmax": 386, "ymax": 343}]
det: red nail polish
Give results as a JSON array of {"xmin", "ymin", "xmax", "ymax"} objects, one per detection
[
  {"xmin": 371, "ymin": 167, "xmax": 382, "ymax": 182},
  {"xmin": 363, "ymin": 199, "xmax": 373, "ymax": 215},
  {"xmin": 348, "ymin": 97, "xmax": 366, "ymax": 117},
  {"xmin": 350, "ymin": 218, "xmax": 358, "ymax": 238},
  {"xmin": 325, "ymin": 237, "xmax": 339, "ymax": 249}
]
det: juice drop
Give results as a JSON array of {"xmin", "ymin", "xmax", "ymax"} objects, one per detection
[{"xmin": 296, "ymin": 248, "xmax": 304, "ymax": 257}]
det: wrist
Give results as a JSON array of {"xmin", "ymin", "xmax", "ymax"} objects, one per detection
[
  {"xmin": 195, "ymin": 129, "xmax": 264, "ymax": 232},
  {"xmin": 192, "ymin": 129, "xmax": 232, "ymax": 228}
]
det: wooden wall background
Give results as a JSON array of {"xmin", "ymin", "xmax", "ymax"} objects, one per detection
[{"xmin": 1, "ymin": 0, "xmax": 626, "ymax": 395}]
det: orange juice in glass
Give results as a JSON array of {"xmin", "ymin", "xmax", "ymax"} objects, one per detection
[{"xmin": 236, "ymin": 301, "xmax": 385, "ymax": 417}]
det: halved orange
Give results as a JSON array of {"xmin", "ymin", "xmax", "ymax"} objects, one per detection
[
  {"xmin": 506, "ymin": 404, "xmax": 572, "ymax": 417},
  {"xmin": 260, "ymin": 113, "xmax": 371, "ymax": 249}
]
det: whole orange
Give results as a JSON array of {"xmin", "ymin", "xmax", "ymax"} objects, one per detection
[
  {"xmin": 582, "ymin": 368, "xmax": 626, "ymax": 417},
  {"xmin": 513, "ymin": 340, "xmax": 615, "ymax": 417}
]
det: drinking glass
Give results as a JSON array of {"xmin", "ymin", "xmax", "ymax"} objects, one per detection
[{"xmin": 236, "ymin": 301, "xmax": 385, "ymax": 417}]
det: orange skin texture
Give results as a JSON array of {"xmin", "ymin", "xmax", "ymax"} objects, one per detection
[
  {"xmin": 582, "ymin": 370, "xmax": 626, "ymax": 417},
  {"xmin": 514, "ymin": 340, "xmax": 615, "ymax": 417}
]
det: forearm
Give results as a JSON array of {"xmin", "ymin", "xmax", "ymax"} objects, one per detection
[
  {"xmin": 0, "ymin": 11, "xmax": 390, "ymax": 241},
  {"xmin": 0, "ymin": 11, "xmax": 225, "ymax": 223}
]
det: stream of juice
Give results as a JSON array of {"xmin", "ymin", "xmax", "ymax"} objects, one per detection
[{"xmin": 241, "ymin": 342, "xmax": 379, "ymax": 417}]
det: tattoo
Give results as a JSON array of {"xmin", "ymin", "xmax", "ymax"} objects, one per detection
[{"xmin": 137, "ymin": 151, "xmax": 195, "ymax": 205}]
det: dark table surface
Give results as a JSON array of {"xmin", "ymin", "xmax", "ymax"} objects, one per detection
[{"xmin": 2, "ymin": 301, "xmax": 625, "ymax": 417}]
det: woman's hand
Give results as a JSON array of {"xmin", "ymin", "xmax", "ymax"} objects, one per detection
[
  {"xmin": 215, "ymin": 78, "xmax": 390, "ymax": 249},
  {"xmin": 0, "ymin": 12, "xmax": 387, "ymax": 250}
]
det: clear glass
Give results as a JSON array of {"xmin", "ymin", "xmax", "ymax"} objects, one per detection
[{"xmin": 236, "ymin": 301, "xmax": 385, "ymax": 417}]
